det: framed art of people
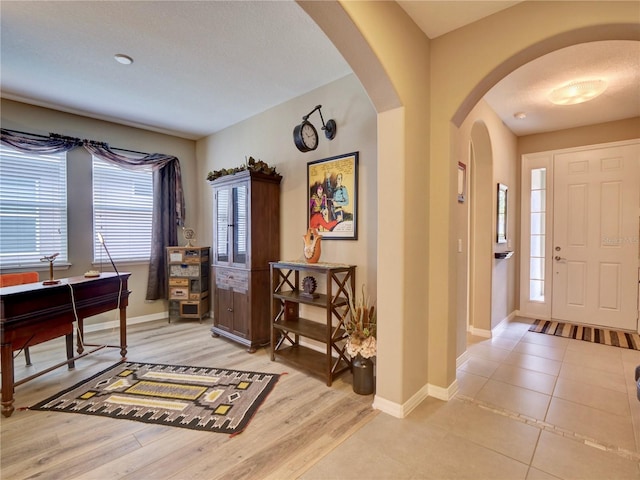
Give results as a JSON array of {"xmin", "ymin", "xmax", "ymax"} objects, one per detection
[{"xmin": 307, "ymin": 152, "xmax": 358, "ymax": 240}]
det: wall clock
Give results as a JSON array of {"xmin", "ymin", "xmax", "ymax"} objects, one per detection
[{"xmin": 293, "ymin": 120, "xmax": 318, "ymax": 152}]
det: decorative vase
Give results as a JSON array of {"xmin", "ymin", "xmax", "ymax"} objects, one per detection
[
  {"xmin": 352, "ymin": 354, "xmax": 375, "ymax": 395},
  {"xmin": 303, "ymin": 227, "xmax": 322, "ymax": 263}
]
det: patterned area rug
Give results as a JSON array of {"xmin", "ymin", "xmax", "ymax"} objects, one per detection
[
  {"xmin": 30, "ymin": 361, "xmax": 280, "ymax": 435},
  {"xmin": 529, "ymin": 319, "xmax": 640, "ymax": 350}
]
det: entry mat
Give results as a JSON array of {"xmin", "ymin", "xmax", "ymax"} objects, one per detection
[
  {"xmin": 529, "ymin": 319, "xmax": 640, "ymax": 351},
  {"xmin": 30, "ymin": 361, "xmax": 280, "ymax": 435}
]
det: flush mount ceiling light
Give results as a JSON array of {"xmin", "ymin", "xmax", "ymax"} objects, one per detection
[
  {"xmin": 114, "ymin": 54, "xmax": 134, "ymax": 65},
  {"xmin": 513, "ymin": 112, "xmax": 527, "ymax": 120},
  {"xmin": 548, "ymin": 79, "xmax": 607, "ymax": 106}
]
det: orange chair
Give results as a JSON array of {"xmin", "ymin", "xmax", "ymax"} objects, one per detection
[{"xmin": 0, "ymin": 271, "xmax": 40, "ymax": 365}]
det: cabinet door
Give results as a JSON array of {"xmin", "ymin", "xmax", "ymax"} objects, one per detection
[
  {"xmin": 231, "ymin": 184, "xmax": 248, "ymax": 267},
  {"xmin": 214, "ymin": 188, "xmax": 230, "ymax": 264},
  {"xmin": 215, "ymin": 286, "xmax": 234, "ymax": 333},
  {"xmin": 231, "ymin": 290, "xmax": 249, "ymax": 338},
  {"xmin": 213, "ymin": 183, "xmax": 249, "ymax": 267}
]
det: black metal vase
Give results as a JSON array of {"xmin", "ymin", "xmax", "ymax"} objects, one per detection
[{"xmin": 352, "ymin": 354, "xmax": 375, "ymax": 395}]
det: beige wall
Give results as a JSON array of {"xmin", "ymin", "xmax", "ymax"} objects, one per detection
[
  {"xmin": 332, "ymin": 1, "xmax": 433, "ymax": 406},
  {"xmin": 195, "ymin": 74, "xmax": 378, "ymax": 293},
  {"xmin": 456, "ymin": 100, "xmax": 519, "ymax": 356},
  {"xmin": 0, "ymin": 98, "xmax": 197, "ymax": 321},
  {"xmin": 518, "ymin": 117, "xmax": 640, "ymax": 156},
  {"xmin": 332, "ymin": 0, "xmax": 639, "ymax": 409},
  {"xmin": 427, "ymin": 1, "xmax": 639, "ymax": 395}
]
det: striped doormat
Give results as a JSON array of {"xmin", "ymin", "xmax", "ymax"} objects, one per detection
[{"xmin": 529, "ymin": 319, "xmax": 640, "ymax": 350}]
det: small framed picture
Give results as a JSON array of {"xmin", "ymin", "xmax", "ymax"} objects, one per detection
[{"xmin": 307, "ymin": 152, "xmax": 358, "ymax": 240}]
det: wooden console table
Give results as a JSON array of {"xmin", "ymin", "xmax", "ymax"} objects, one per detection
[
  {"xmin": 0, "ymin": 272, "xmax": 130, "ymax": 417},
  {"xmin": 270, "ymin": 261, "xmax": 355, "ymax": 386}
]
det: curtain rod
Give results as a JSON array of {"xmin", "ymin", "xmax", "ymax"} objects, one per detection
[{"xmin": 2, "ymin": 128, "xmax": 150, "ymax": 156}]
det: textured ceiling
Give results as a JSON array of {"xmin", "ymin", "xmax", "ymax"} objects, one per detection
[
  {"xmin": 0, "ymin": 1, "xmax": 352, "ymax": 139},
  {"xmin": 1, "ymin": 1, "xmax": 637, "ymax": 140},
  {"xmin": 485, "ymin": 40, "xmax": 640, "ymax": 136}
]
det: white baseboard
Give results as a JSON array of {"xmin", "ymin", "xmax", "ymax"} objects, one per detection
[
  {"xmin": 456, "ymin": 349, "xmax": 471, "ymax": 369},
  {"xmin": 83, "ymin": 312, "xmax": 167, "ymax": 333},
  {"xmin": 469, "ymin": 326, "xmax": 491, "ymax": 338},
  {"xmin": 372, "ymin": 378, "xmax": 458, "ymax": 418},
  {"xmin": 469, "ymin": 311, "xmax": 519, "ymax": 339},
  {"xmin": 373, "ymin": 383, "xmax": 429, "ymax": 418},
  {"xmin": 429, "ymin": 379, "xmax": 458, "ymax": 402}
]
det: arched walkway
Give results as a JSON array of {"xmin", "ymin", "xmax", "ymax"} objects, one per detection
[{"xmin": 301, "ymin": 0, "xmax": 639, "ymax": 415}]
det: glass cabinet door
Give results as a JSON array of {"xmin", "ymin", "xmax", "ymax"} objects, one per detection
[
  {"xmin": 232, "ymin": 184, "xmax": 248, "ymax": 265},
  {"xmin": 215, "ymin": 188, "xmax": 229, "ymax": 263},
  {"xmin": 214, "ymin": 183, "xmax": 249, "ymax": 267}
]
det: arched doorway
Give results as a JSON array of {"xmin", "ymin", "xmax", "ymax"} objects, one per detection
[
  {"xmin": 469, "ymin": 122, "xmax": 494, "ymax": 336},
  {"xmin": 303, "ymin": 0, "xmax": 638, "ymax": 412}
]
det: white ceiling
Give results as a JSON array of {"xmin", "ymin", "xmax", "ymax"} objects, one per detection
[{"xmin": 1, "ymin": 1, "xmax": 638, "ymax": 140}]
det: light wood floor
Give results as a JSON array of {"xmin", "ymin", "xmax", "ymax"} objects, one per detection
[{"xmin": 1, "ymin": 319, "xmax": 377, "ymax": 480}]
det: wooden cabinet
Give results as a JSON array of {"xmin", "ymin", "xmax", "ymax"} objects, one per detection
[
  {"xmin": 270, "ymin": 261, "xmax": 355, "ymax": 386},
  {"xmin": 167, "ymin": 246, "xmax": 210, "ymax": 322},
  {"xmin": 209, "ymin": 170, "xmax": 281, "ymax": 352}
]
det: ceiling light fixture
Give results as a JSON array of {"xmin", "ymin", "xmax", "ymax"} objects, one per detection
[
  {"xmin": 513, "ymin": 112, "xmax": 527, "ymax": 120},
  {"xmin": 548, "ymin": 79, "xmax": 606, "ymax": 106},
  {"xmin": 114, "ymin": 54, "xmax": 134, "ymax": 65}
]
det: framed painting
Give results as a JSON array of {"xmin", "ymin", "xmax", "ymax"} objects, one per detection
[{"xmin": 307, "ymin": 152, "xmax": 358, "ymax": 240}]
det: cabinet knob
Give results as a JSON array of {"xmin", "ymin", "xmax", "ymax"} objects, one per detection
[{"xmin": 227, "ymin": 307, "xmax": 233, "ymax": 312}]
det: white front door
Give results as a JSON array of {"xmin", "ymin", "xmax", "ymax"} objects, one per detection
[{"xmin": 551, "ymin": 142, "xmax": 639, "ymax": 330}]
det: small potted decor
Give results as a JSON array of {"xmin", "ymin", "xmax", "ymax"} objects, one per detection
[{"xmin": 345, "ymin": 285, "xmax": 377, "ymax": 395}]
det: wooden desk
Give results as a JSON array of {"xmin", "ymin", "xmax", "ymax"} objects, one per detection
[{"xmin": 0, "ymin": 272, "xmax": 130, "ymax": 417}]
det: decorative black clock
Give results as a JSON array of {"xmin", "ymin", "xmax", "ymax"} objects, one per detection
[
  {"xmin": 293, "ymin": 120, "xmax": 318, "ymax": 152},
  {"xmin": 293, "ymin": 105, "xmax": 337, "ymax": 153}
]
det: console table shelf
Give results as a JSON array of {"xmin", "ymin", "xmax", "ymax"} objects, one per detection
[{"xmin": 270, "ymin": 261, "xmax": 355, "ymax": 386}]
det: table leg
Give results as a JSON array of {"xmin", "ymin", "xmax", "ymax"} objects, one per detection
[
  {"xmin": 66, "ymin": 333, "xmax": 75, "ymax": 369},
  {"xmin": 76, "ymin": 319, "xmax": 84, "ymax": 355},
  {"xmin": 119, "ymin": 306, "xmax": 127, "ymax": 357},
  {"xmin": 1, "ymin": 343, "xmax": 15, "ymax": 417}
]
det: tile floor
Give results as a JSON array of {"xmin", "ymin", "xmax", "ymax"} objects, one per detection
[{"xmin": 301, "ymin": 317, "xmax": 640, "ymax": 479}]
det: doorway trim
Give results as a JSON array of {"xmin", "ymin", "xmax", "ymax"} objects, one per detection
[{"xmin": 519, "ymin": 139, "xmax": 640, "ymax": 331}]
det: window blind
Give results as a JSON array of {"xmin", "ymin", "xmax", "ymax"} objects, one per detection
[
  {"xmin": 233, "ymin": 185, "xmax": 247, "ymax": 262},
  {"xmin": 92, "ymin": 156, "xmax": 153, "ymax": 263},
  {"xmin": 0, "ymin": 146, "xmax": 68, "ymax": 268}
]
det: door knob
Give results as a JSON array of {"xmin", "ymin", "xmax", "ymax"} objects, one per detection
[{"xmin": 554, "ymin": 256, "xmax": 566, "ymax": 261}]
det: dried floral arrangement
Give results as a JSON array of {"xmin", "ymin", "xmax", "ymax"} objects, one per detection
[
  {"xmin": 206, "ymin": 156, "xmax": 280, "ymax": 182},
  {"xmin": 345, "ymin": 284, "xmax": 377, "ymax": 359}
]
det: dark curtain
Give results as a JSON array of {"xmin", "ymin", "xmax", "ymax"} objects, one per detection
[
  {"xmin": 1, "ymin": 129, "xmax": 185, "ymax": 300},
  {"xmin": 0, "ymin": 129, "xmax": 81, "ymax": 153}
]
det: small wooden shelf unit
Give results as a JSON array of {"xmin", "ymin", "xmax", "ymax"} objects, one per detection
[
  {"xmin": 270, "ymin": 261, "xmax": 356, "ymax": 386},
  {"xmin": 167, "ymin": 246, "xmax": 210, "ymax": 323}
]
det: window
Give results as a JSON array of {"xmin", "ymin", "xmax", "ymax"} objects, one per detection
[
  {"xmin": 529, "ymin": 168, "xmax": 546, "ymax": 302},
  {"xmin": 92, "ymin": 156, "xmax": 153, "ymax": 263},
  {"xmin": 0, "ymin": 146, "xmax": 68, "ymax": 268}
]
